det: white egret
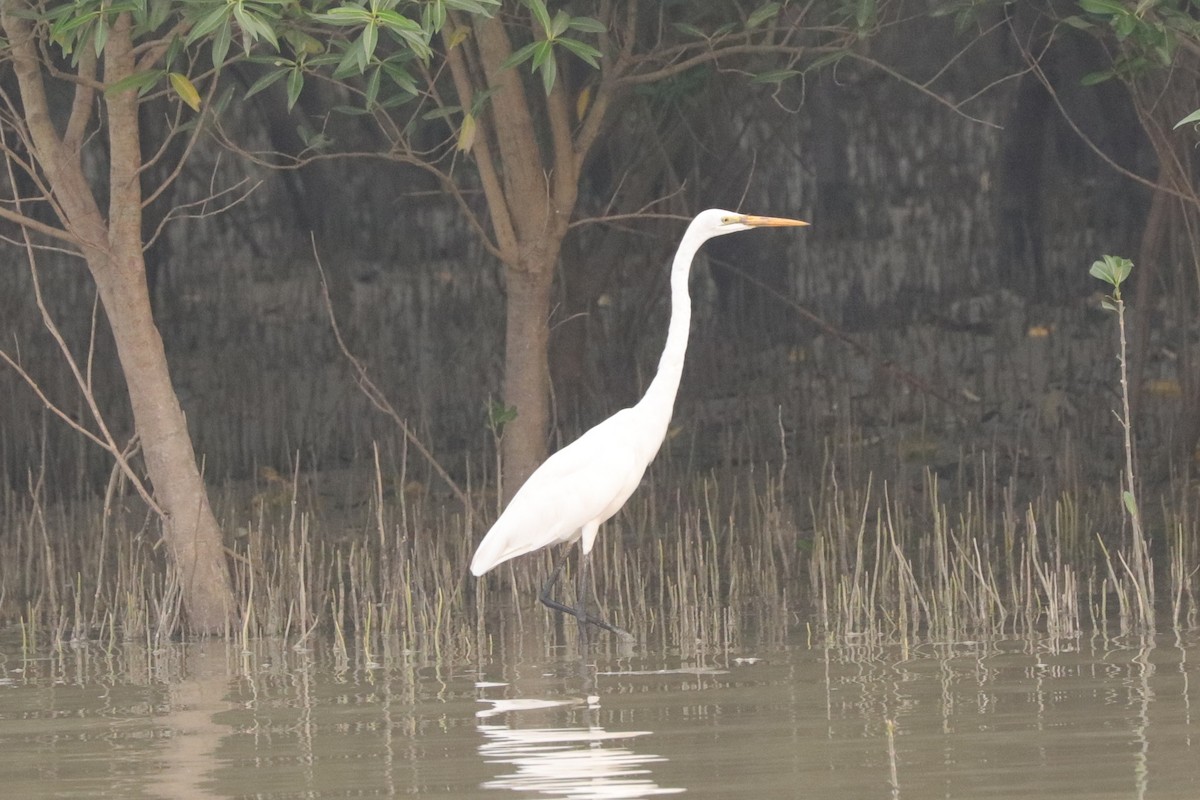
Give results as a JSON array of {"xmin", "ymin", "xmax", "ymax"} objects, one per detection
[{"xmin": 470, "ymin": 209, "xmax": 810, "ymax": 635}]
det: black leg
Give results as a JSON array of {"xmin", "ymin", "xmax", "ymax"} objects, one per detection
[
  {"xmin": 577, "ymin": 548, "xmax": 591, "ymax": 649},
  {"xmin": 538, "ymin": 545, "xmax": 627, "ymax": 636}
]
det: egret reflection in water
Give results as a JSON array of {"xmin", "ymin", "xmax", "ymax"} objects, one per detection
[{"xmin": 476, "ymin": 694, "xmax": 685, "ymax": 797}]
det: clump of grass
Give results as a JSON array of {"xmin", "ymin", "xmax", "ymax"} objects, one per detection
[
  {"xmin": 806, "ymin": 461, "xmax": 1104, "ymax": 647},
  {"xmin": 1, "ymin": 425, "xmax": 1197, "ymax": 656}
]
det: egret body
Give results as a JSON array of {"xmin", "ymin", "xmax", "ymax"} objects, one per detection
[{"xmin": 470, "ymin": 209, "xmax": 809, "ymax": 634}]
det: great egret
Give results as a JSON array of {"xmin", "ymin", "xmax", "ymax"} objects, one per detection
[{"xmin": 470, "ymin": 209, "xmax": 810, "ymax": 635}]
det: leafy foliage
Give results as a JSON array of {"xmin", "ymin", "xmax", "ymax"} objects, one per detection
[
  {"xmin": 1064, "ymin": 0, "xmax": 1199, "ymax": 87},
  {"xmin": 33, "ymin": 0, "xmax": 501, "ymax": 113},
  {"xmin": 498, "ymin": 0, "xmax": 604, "ymax": 95},
  {"xmin": 1090, "ymin": 254, "xmax": 1133, "ymax": 309}
]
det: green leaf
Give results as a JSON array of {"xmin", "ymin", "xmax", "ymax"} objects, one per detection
[
  {"xmin": 499, "ymin": 40, "xmax": 540, "ymax": 71},
  {"xmin": 283, "ymin": 28, "xmax": 325, "ymax": 56},
  {"xmin": 364, "ymin": 64, "xmax": 382, "ymax": 108},
  {"xmin": 147, "ymin": 0, "xmax": 171, "ymax": 33},
  {"xmin": 377, "ymin": 12, "xmax": 432, "ymax": 61},
  {"xmin": 856, "ymin": 0, "xmax": 876, "ymax": 29},
  {"xmin": 286, "ymin": 66, "xmax": 304, "ymax": 110},
  {"xmin": 351, "ymin": 34, "xmax": 367, "ymax": 71},
  {"xmin": 380, "ymin": 92, "xmax": 416, "ymax": 109},
  {"xmin": 1079, "ymin": 0, "xmax": 1127, "ymax": 16},
  {"xmin": 567, "ymin": 16, "xmax": 607, "ymax": 34},
  {"xmin": 470, "ymin": 85, "xmax": 499, "ymax": 114},
  {"xmin": 334, "ymin": 43, "xmax": 365, "ymax": 78},
  {"xmin": 164, "ymin": 34, "xmax": 183, "ymax": 70},
  {"xmin": 1122, "ymin": 490, "xmax": 1139, "ymax": 518},
  {"xmin": 557, "ymin": 37, "xmax": 601, "ymax": 68},
  {"xmin": 671, "ymin": 22, "xmax": 707, "ymax": 39},
  {"xmin": 105, "ymin": 68, "xmax": 164, "ymax": 97},
  {"xmin": 445, "ymin": 0, "xmax": 500, "ymax": 14},
  {"xmin": 806, "ymin": 50, "xmax": 847, "ymax": 72},
  {"xmin": 746, "ymin": 2, "xmax": 781, "ymax": 30},
  {"xmin": 487, "ymin": 401, "xmax": 518, "ymax": 429},
  {"xmin": 1080, "ymin": 69, "xmax": 1114, "ymax": 86},
  {"xmin": 360, "ymin": 23, "xmax": 378, "ymax": 64},
  {"xmin": 212, "ymin": 85, "xmax": 236, "ymax": 117},
  {"xmin": 524, "ymin": 0, "xmax": 552, "ymax": 34},
  {"xmin": 381, "ymin": 60, "xmax": 418, "ymax": 94},
  {"xmin": 315, "ymin": 7, "xmax": 375, "ymax": 26},
  {"xmin": 540, "ymin": 54, "xmax": 557, "ymax": 94},
  {"xmin": 232, "ymin": 6, "xmax": 258, "ymax": 49},
  {"xmin": 377, "ymin": 10, "xmax": 425, "ymax": 36},
  {"xmin": 49, "ymin": 9, "xmax": 99, "ymax": 45},
  {"xmin": 550, "ymin": 9, "xmax": 570, "ymax": 38},
  {"xmin": 93, "ymin": 17, "xmax": 109, "ymax": 55},
  {"xmin": 244, "ymin": 67, "xmax": 288, "ymax": 100},
  {"xmin": 422, "ymin": 105, "xmax": 462, "ymax": 121},
  {"xmin": 1090, "ymin": 254, "xmax": 1133, "ymax": 289},
  {"xmin": 751, "ymin": 68, "xmax": 802, "ymax": 84},
  {"xmin": 185, "ymin": 5, "xmax": 229, "ymax": 46},
  {"xmin": 1060, "ymin": 14, "xmax": 1093, "ymax": 30},
  {"xmin": 212, "ymin": 19, "xmax": 232, "ymax": 67},
  {"xmin": 530, "ymin": 39, "xmax": 553, "ymax": 70},
  {"xmin": 423, "ymin": 0, "xmax": 446, "ymax": 32},
  {"xmin": 1174, "ymin": 108, "xmax": 1200, "ymax": 129}
]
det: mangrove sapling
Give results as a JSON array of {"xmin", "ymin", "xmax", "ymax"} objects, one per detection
[{"xmin": 1090, "ymin": 255, "xmax": 1154, "ymax": 630}]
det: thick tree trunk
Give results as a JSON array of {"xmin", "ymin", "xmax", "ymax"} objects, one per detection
[
  {"xmin": 91, "ymin": 249, "xmax": 235, "ymax": 633},
  {"xmin": 459, "ymin": 12, "xmax": 584, "ymax": 502},
  {"xmin": 1, "ymin": 8, "xmax": 234, "ymax": 634},
  {"xmin": 501, "ymin": 265, "xmax": 556, "ymax": 501}
]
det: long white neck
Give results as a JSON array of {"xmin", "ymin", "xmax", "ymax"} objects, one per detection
[{"xmin": 634, "ymin": 224, "xmax": 707, "ymax": 448}]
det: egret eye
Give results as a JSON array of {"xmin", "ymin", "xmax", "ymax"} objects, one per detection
[{"xmin": 721, "ymin": 215, "xmax": 738, "ymax": 225}]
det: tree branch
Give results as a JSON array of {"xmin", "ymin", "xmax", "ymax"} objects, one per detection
[
  {"xmin": 63, "ymin": 46, "xmax": 97, "ymax": 153},
  {"xmin": 312, "ymin": 236, "xmax": 473, "ymax": 515},
  {"xmin": 1, "ymin": 1, "xmax": 109, "ymax": 255},
  {"xmin": 0, "ymin": 204, "xmax": 78, "ymax": 245},
  {"xmin": 442, "ymin": 14, "xmax": 514, "ymax": 261}
]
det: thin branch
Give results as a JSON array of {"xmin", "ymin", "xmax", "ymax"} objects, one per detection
[
  {"xmin": 133, "ymin": 18, "xmax": 192, "ymax": 70},
  {"xmin": 140, "ymin": 68, "xmax": 224, "ymax": 208},
  {"xmin": 1012, "ymin": 19, "xmax": 1197, "ymax": 204},
  {"xmin": 143, "ymin": 175, "xmax": 261, "ymax": 252},
  {"xmin": 63, "ymin": 46, "xmax": 97, "ymax": 153},
  {"xmin": 312, "ymin": 236, "xmax": 473, "ymax": 514},
  {"xmin": 616, "ymin": 41, "xmax": 840, "ymax": 87},
  {"xmin": 0, "ymin": 204, "xmax": 79, "ymax": 245},
  {"xmin": 0, "ymin": 233, "xmax": 163, "ymax": 517},
  {"xmin": 844, "ymin": 52, "xmax": 1001, "ymax": 129}
]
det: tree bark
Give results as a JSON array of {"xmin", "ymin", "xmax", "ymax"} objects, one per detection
[
  {"xmin": 501, "ymin": 265, "xmax": 557, "ymax": 497},
  {"xmin": 92, "ymin": 248, "xmax": 235, "ymax": 633},
  {"xmin": 465, "ymin": 12, "xmax": 580, "ymax": 500},
  {"xmin": 2, "ymin": 8, "xmax": 234, "ymax": 634}
]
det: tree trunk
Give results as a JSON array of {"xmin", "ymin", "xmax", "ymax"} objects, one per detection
[
  {"xmin": 1, "ymin": 8, "xmax": 234, "ymax": 634},
  {"xmin": 501, "ymin": 265, "xmax": 556, "ymax": 501},
  {"xmin": 91, "ymin": 248, "xmax": 235, "ymax": 634}
]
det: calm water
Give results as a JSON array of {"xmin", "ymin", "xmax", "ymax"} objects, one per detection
[{"xmin": 0, "ymin": 625, "xmax": 1197, "ymax": 798}]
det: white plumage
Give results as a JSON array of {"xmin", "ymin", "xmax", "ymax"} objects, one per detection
[{"xmin": 470, "ymin": 209, "xmax": 809, "ymax": 632}]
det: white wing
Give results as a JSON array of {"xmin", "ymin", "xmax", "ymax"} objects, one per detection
[{"xmin": 469, "ymin": 409, "xmax": 651, "ymax": 575}]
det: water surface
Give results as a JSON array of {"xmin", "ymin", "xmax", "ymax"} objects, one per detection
[{"xmin": 1, "ymin": 627, "xmax": 1197, "ymax": 798}]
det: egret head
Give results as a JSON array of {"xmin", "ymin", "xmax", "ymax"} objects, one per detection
[{"xmin": 693, "ymin": 208, "xmax": 810, "ymax": 240}]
